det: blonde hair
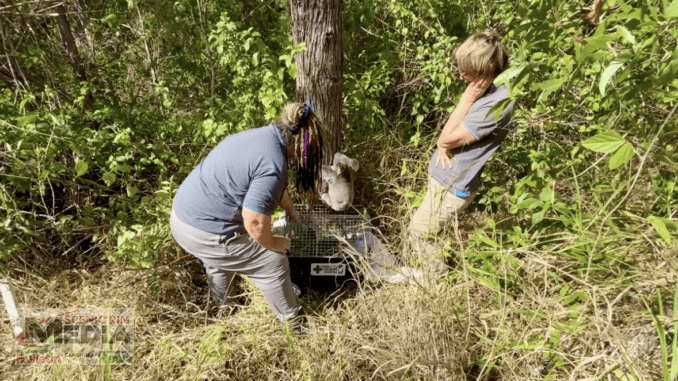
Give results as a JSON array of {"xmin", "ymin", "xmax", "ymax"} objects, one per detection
[
  {"xmin": 278, "ymin": 102, "xmax": 324, "ymax": 209},
  {"xmin": 454, "ymin": 30, "xmax": 509, "ymax": 78}
]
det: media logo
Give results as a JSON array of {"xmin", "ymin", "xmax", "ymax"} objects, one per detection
[{"xmin": 14, "ymin": 307, "xmax": 134, "ymax": 365}]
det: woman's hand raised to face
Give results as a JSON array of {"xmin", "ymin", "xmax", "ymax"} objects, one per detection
[{"xmin": 463, "ymin": 75, "xmax": 495, "ymax": 101}]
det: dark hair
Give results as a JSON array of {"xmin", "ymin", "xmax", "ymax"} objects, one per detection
[{"xmin": 277, "ymin": 102, "xmax": 324, "ymax": 209}]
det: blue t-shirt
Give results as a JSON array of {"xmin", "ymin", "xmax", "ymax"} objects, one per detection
[
  {"xmin": 429, "ymin": 84, "xmax": 514, "ymax": 197},
  {"xmin": 173, "ymin": 125, "xmax": 287, "ymax": 236}
]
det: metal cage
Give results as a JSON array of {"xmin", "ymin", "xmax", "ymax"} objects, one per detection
[{"xmin": 287, "ymin": 204, "xmax": 368, "ymax": 258}]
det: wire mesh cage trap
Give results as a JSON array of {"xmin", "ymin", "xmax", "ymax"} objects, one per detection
[
  {"xmin": 283, "ymin": 204, "xmax": 369, "ymax": 293},
  {"xmin": 288, "ymin": 204, "xmax": 368, "ymax": 257}
]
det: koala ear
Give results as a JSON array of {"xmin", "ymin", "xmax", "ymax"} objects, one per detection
[
  {"xmin": 332, "ymin": 152, "xmax": 345, "ymax": 167},
  {"xmin": 347, "ymin": 157, "xmax": 359, "ymax": 172},
  {"xmin": 333, "ymin": 152, "xmax": 359, "ymax": 172},
  {"xmin": 321, "ymin": 180, "xmax": 329, "ymax": 194}
]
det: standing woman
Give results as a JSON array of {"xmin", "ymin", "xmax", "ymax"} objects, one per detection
[
  {"xmin": 408, "ymin": 30, "xmax": 514, "ymax": 275},
  {"xmin": 170, "ymin": 102, "xmax": 323, "ymax": 330}
]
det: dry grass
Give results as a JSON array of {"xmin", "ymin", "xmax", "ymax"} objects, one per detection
[
  {"xmin": 1, "ymin": 232, "xmax": 675, "ymax": 380},
  {"xmin": 1, "ymin": 124, "xmax": 676, "ymax": 380}
]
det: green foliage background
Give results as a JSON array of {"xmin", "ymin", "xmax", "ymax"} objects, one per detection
[{"xmin": 1, "ymin": 0, "xmax": 677, "ymax": 272}]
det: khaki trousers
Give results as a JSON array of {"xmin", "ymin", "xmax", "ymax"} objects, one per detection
[{"xmin": 407, "ymin": 176, "xmax": 475, "ymax": 273}]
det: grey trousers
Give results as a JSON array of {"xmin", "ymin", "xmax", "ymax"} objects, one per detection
[{"xmin": 169, "ymin": 210, "xmax": 301, "ymax": 322}]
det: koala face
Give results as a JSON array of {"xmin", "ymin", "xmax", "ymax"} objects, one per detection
[{"xmin": 320, "ymin": 152, "xmax": 359, "ymax": 211}]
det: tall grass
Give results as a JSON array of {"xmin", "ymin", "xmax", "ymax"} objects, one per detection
[{"xmin": 1, "ymin": 142, "xmax": 675, "ymax": 379}]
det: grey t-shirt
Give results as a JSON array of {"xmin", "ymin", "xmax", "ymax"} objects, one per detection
[
  {"xmin": 173, "ymin": 125, "xmax": 287, "ymax": 236},
  {"xmin": 429, "ymin": 84, "xmax": 514, "ymax": 197}
]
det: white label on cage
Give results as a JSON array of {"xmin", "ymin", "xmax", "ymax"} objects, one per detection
[{"xmin": 310, "ymin": 263, "xmax": 346, "ymax": 276}]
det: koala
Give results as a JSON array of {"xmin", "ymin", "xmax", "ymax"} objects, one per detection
[{"xmin": 320, "ymin": 152, "xmax": 359, "ymax": 211}]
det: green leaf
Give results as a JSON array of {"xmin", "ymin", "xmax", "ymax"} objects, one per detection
[
  {"xmin": 18, "ymin": 112, "xmax": 39, "ymax": 126},
  {"xmin": 666, "ymin": 0, "xmax": 678, "ymax": 18},
  {"xmin": 400, "ymin": 160, "xmax": 408, "ymax": 176},
  {"xmin": 609, "ymin": 142, "xmax": 635, "ymax": 169},
  {"xmin": 614, "ymin": 64, "xmax": 634, "ymax": 85},
  {"xmin": 581, "ymin": 131, "xmax": 626, "ymax": 153},
  {"xmin": 516, "ymin": 197, "xmax": 540, "ymax": 210},
  {"xmin": 657, "ymin": 217, "xmax": 678, "ymax": 231},
  {"xmin": 581, "ymin": 34, "xmax": 616, "ymax": 59},
  {"xmin": 563, "ymin": 291, "xmax": 589, "ymax": 306},
  {"xmin": 648, "ymin": 216, "xmax": 673, "ymax": 243},
  {"xmin": 600, "ymin": 60, "xmax": 625, "ymax": 95},
  {"xmin": 409, "ymin": 130, "xmax": 421, "ymax": 146},
  {"xmin": 80, "ymin": 178, "xmax": 108, "ymax": 190},
  {"xmin": 617, "ymin": 0, "xmax": 632, "ymax": 13},
  {"xmin": 12, "ymin": 158, "xmax": 25, "ymax": 171},
  {"xmin": 162, "ymin": 96, "xmax": 172, "ymax": 108},
  {"xmin": 203, "ymin": 119, "xmax": 216, "ymax": 137},
  {"xmin": 539, "ymin": 186, "xmax": 552, "ymax": 203},
  {"xmin": 615, "ymin": 26, "xmax": 636, "ymax": 45},
  {"xmin": 549, "ymin": 329, "xmax": 561, "ymax": 346},
  {"xmin": 476, "ymin": 232, "xmax": 499, "ymax": 248},
  {"xmin": 291, "ymin": 42, "xmax": 307, "ymax": 56},
  {"xmin": 494, "ymin": 64, "xmax": 527, "ymax": 87},
  {"xmin": 75, "ymin": 161, "xmax": 89, "ymax": 178},
  {"xmin": 659, "ymin": 61, "xmax": 678, "ymax": 87},
  {"xmin": 488, "ymin": 98, "xmax": 512, "ymax": 122},
  {"xmin": 532, "ymin": 208, "xmax": 546, "ymax": 225},
  {"xmin": 560, "ymin": 284, "xmax": 570, "ymax": 297},
  {"xmin": 19, "ymin": 96, "xmax": 32, "ymax": 112},
  {"xmin": 535, "ymin": 78, "xmax": 565, "ymax": 92},
  {"xmin": 127, "ymin": 186, "xmax": 139, "ymax": 198},
  {"xmin": 102, "ymin": 172, "xmax": 116, "ymax": 187}
]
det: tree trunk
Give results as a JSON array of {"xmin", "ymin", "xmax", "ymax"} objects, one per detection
[
  {"xmin": 55, "ymin": 5, "xmax": 87, "ymax": 81},
  {"xmin": 55, "ymin": 4, "xmax": 92, "ymax": 109},
  {"xmin": 290, "ymin": 0, "xmax": 343, "ymax": 164}
]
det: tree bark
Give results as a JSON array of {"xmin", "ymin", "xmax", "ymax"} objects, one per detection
[
  {"xmin": 55, "ymin": 4, "xmax": 87, "ymax": 81},
  {"xmin": 290, "ymin": 0, "xmax": 343, "ymax": 164},
  {"xmin": 55, "ymin": 4, "xmax": 92, "ymax": 109}
]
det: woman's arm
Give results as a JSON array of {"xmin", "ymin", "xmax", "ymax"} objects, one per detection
[
  {"xmin": 242, "ymin": 207, "xmax": 291, "ymax": 253},
  {"xmin": 436, "ymin": 77, "xmax": 493, "ymax": 168},
  {"xmin": 279, "ymin": 189, "xmax": 300, "ymax": 222}
]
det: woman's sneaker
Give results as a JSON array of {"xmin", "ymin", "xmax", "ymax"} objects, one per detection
[{"xmin": 286, "ymin": 315, "xmax": 311, "ymax": 336}]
